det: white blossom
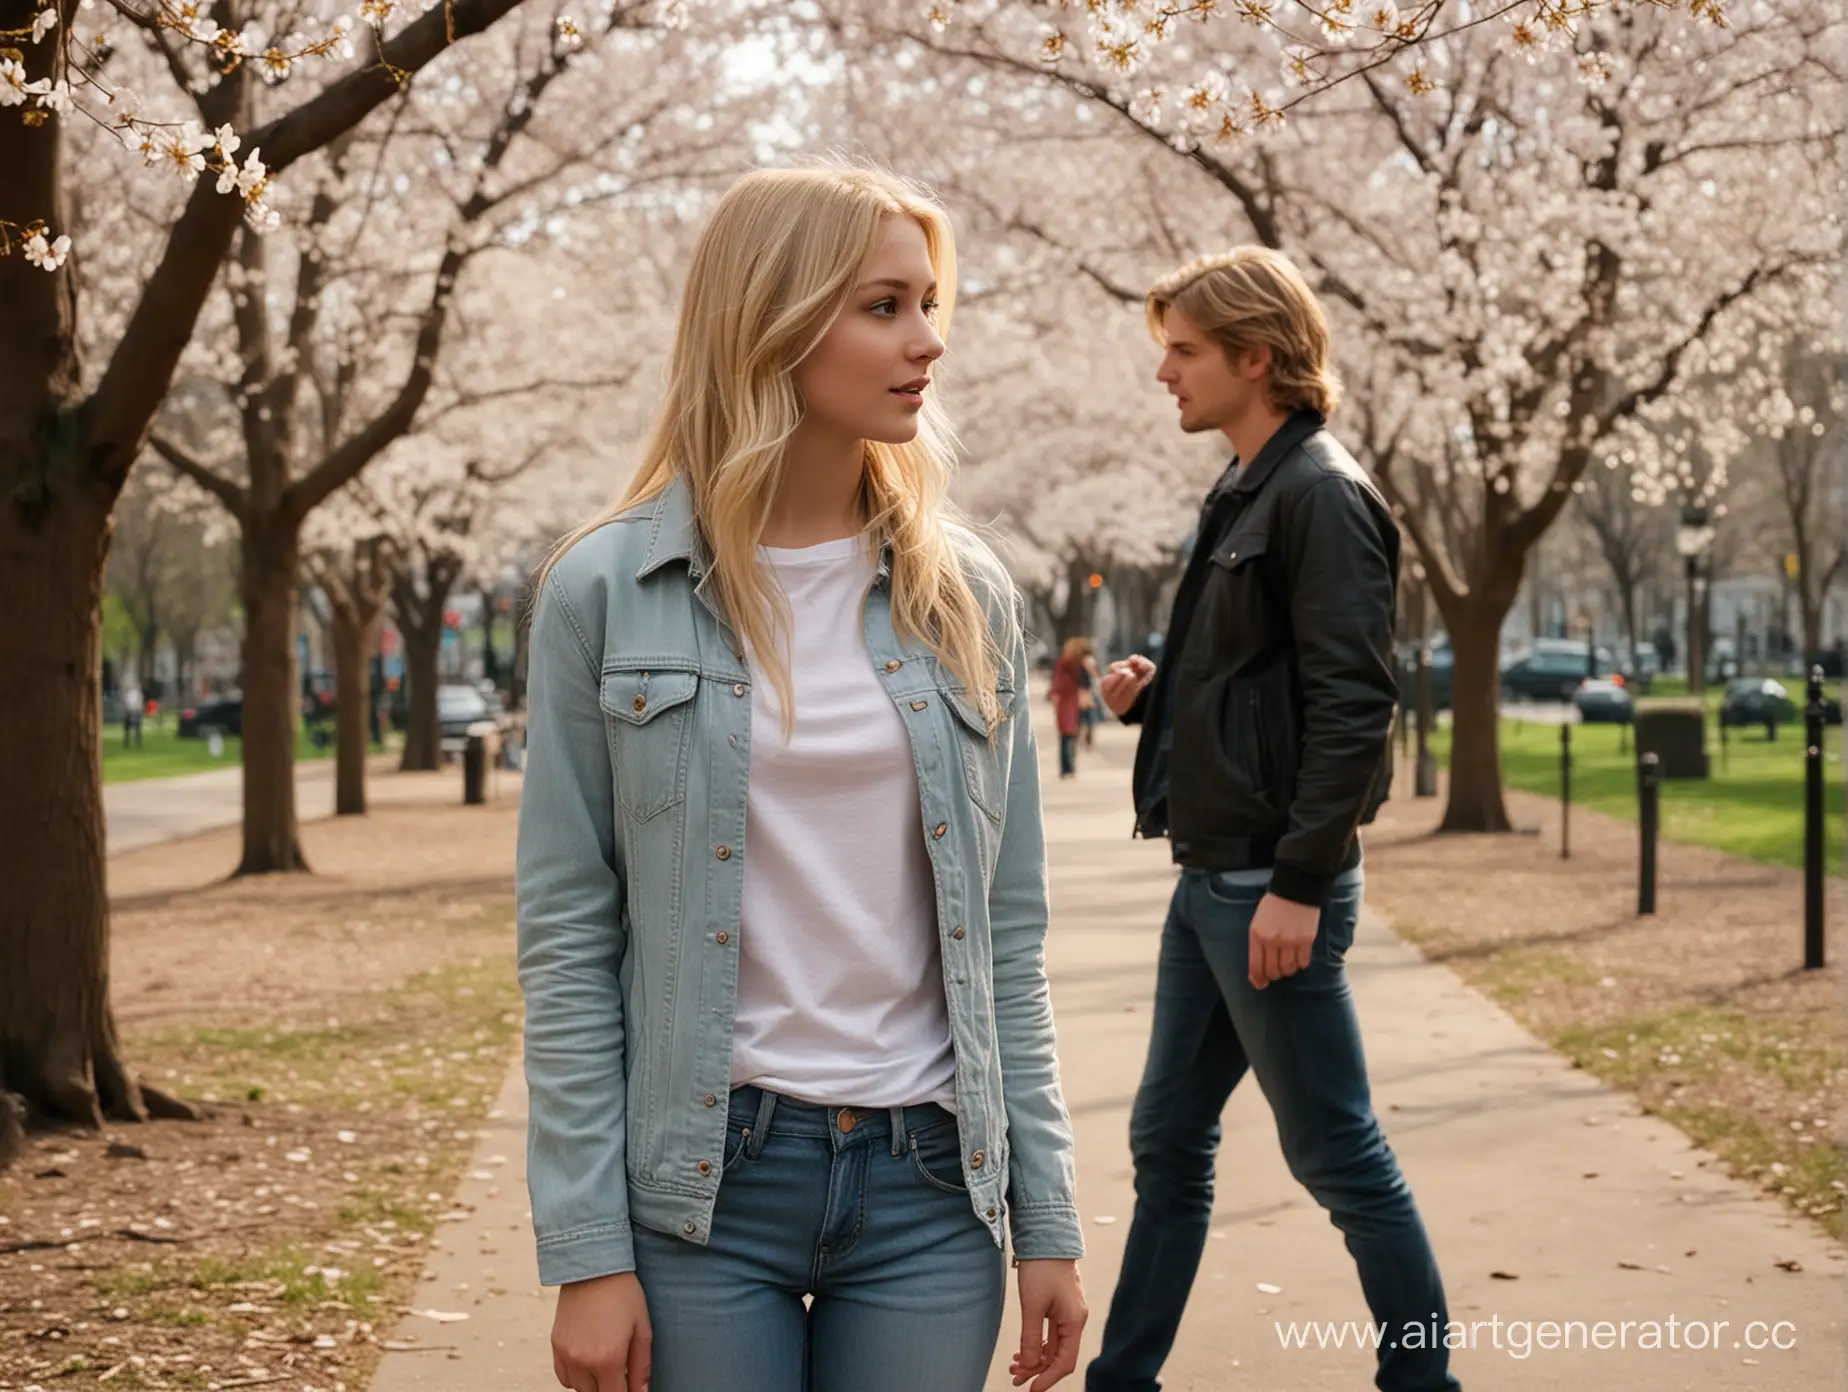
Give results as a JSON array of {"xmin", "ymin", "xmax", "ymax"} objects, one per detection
[
  {"xmin": 31, "ymin": 6, "xmax": 58, "ymax": 43},
  {"xmin": 214, "ymin": 123, "xmax": 241, "ymax": 158},
  {"xmin": 0, "ymin": 58, "xmax": 28, "ymax": 107},
  {"xmin": 556, "ymin": 15, "xmax": 584, "ymax": 52},
  {"xmin": 23, "ymin": 232, "xmax": 71, "ymax": 272}
]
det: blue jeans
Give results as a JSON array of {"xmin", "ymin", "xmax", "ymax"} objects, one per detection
[
  {"xmin": 1088, "ymin": 868, "xmax": 1460, "ymax": 1392},
  {"xmin": 632, "ymin": 1085, "xmax": 1005, "ymax": 1391},
  {"xmin": 1059, "ymin": 734, "xmax": 1079, "ymax": 777}
]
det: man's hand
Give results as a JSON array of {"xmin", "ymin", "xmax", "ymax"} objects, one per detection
[
  {"xmin": 1008, "ymin": 1258, "xmax": 1088, "ymax": 1390},
  {"xmin": 1100, "ymin": 655, "xmax": 1156, "ymax": 718},
  {"xmin": 552, "ymin": 1271, "xmax": 651, "ymax": 1391},
  {"xmin": 1248, "ymin": 893, "xmax": 1321, "ymax": 989}
]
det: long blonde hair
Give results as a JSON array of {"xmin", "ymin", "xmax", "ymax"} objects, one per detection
[{"xmin": 538, "ymin": 164, "xmax": 1008, "ymax": 731}]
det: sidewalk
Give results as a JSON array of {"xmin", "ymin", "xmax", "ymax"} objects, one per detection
[
  {"xmin": 104, "ymin": 751, "xmax": 493, "ymax": 853},
  {"xmin": 368, "ymin": 714, "xmax": 1845, "ymax": 1391}
]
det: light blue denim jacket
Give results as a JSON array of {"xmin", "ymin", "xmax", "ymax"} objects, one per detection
[{"xmin": 515, "ymin": 475, "xmax": 1083, "ymax": 1285}]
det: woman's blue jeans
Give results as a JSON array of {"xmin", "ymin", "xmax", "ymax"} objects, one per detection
[{"xmin": 632, "ymin": 1085, "xmax": 1005, "ymax": 1391}]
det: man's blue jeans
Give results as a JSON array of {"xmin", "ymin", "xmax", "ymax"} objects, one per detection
[
  {"xmin": 632, "ymin": 1085, "xmax": 1005, "ymax": 1390},
  {"xmin": 1087, "ymin": 868, "xmax": 1461, "ymax": 1392}
]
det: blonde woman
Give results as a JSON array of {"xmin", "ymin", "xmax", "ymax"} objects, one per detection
[{"xmin": 516, "ymin": 166, "xmax": 1088, "ymax": 1392}]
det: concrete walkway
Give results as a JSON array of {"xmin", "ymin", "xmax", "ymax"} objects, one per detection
[
  {"xmin": 105, "ymin": 752, "xmax": 484, "ymax": 853},
  {"xmin": 368, "ymin": 715, "xmax": 1845, "ymax": 1391}
]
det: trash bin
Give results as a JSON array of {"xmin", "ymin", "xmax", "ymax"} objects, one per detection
[
  {"xmin": 463, "ymin": 721, "xmax": 499, "ymax": 805},
  {"xmin": 1633, "ymin": 704, "xmax": 1708, "ymax": 780}
]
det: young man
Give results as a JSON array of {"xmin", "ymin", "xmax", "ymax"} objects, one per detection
[{"xmin": 1086, "ymin": 249, "xmax": 1460, "ymax": 1392}]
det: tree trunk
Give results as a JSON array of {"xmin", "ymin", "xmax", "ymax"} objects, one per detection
[
  {"xmin": 400, "ymin": 623, "xmax": 444, "ymax": 771},
  {"xmin": 1438, "ymin": 611, "xmax": 1513, "ymax": 834},
  {"xmin": 237, "ymin": 523, "xmax": 309, "ymax": 874},
  {"xmin": 1619, "ymin": 580, "xmax": 1641, "ymax": 677},
  {"xmin": 0, "ymin": 492, "xmax": 197, "ymax": 1158},
  {"xmin": 1801, "ymin": 588, "xmax": 1823, "ymax": 666},
  {"xmin": 481, "ymin": 585, "xmax": 501, "ymax": 689},
  {"xmin": 331, "ymin": 606, "xmax": 372, "ymax": 816}
]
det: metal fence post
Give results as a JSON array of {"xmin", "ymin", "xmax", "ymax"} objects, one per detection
[
  {"xmin": 1638, "ymin": 752, "xmax": 1660, "ymax": 917},
  {"xmin": 1805, "ymin": 666, "xmax": 1826, "ymax": 970},
  {"xmin": 1560, "ymin": 723, "xmax": 1572, "ymax": 860}
]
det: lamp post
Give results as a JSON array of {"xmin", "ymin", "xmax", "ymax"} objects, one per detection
[{"xmin": 1676, "ymin": 503, "xmax": 1716, "ymax": 697}]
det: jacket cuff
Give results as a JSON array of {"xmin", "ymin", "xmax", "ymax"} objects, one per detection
[
  {"xmin": 535, "ymin": 1222, "xmax": 637, "ymax": 1286},
  {"xmin": 1008, "ymin": 1202, "xmax": 1086, "ymax": 1261},
  {"xmin": 1268, "ymin": 859, "xmax": 1334, "ymax": 909}
]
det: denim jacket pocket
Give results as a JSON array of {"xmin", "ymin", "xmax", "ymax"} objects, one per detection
[
  {"xmin": 600, "ymin": 666, "xmax": 699, "ymax": 823},
  {"xmin": 939, "ymin": 681, "xmax": 1008, "ymax": 824}
]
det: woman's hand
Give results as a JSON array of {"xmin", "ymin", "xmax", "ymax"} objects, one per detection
[
  {"xmin": 1008, "ymin": 1258, "xmax": 1089, "ymax": 1389},
  {"xmin": 552, "ymin": 1271, "xmax": 652, "ymax": 1391}
]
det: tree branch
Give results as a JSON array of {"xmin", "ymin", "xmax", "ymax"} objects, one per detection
[
  {"xmin": 147, "ymin": 434, "xmax": 246, "ymax": 517},
  {"xmin": 82, "ymin": 0, "xmax": 531, "ymax": 494}
]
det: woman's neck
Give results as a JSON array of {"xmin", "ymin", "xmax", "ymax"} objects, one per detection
[{"xmin": 761, "ymin": 422, "xmax": 867, "ymax": 549}]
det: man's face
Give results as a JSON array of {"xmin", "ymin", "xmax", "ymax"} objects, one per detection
[{"xmin": 1153, "ymin": 305, "xmax": 1267, "ymax": 436}]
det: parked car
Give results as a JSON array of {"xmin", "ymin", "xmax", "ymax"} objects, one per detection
[
  {"xmin": 1397, "ymin": 641, "xmax": 1454, "ymax": 712},
  {"xmin": 179, "ymin": 694, "xmax": 243, "ymax": 738},
  {"xmin": 1500, "ymin": 640, "xmax": 1615, "ymax": 704},
  {"xmin": 438, "ymin": 683, "xmax": 507, "ymax": 753},
  {"xmin": 1721, "ymin": 677, "xmax": 1843, "ymax": 730},
  {"xmin": 1719, "ymin": 678, "xmax": 1796, "ymax": 732},
  {"xmin": 1574, "ymin": 678, "xmax": 1634, "ymax": 724}
]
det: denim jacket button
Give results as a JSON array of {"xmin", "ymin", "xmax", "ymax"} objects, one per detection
[
  {"xmin": 970, "ymin": 1149, "xmax": 985, "ymax": 1168},
  {"xmin": 697, "ymin": 1160, "xmax": 712, "ymax": 1176},
  {"xmin": 986, "ymin": 1207, "xmax": 998, "ymax": 1220},
  {"xmin": 715, "ymin": 931, "xmax": 729, "ymax": 945},
  {"xmin": 952, "ymin": 925, "xmax": 966, "ymax": 940},
  {"xmin": 911, "ymin": 699, "xmax": 929, "ymax": 711},
  {"xmin": 703, "ymin": 1094, "xmax": 718, "ymax": 1107},
  {"xmin": 733, "ymin": 683, "xmax": 746, "ymax": 697},
  {"xmin": 683, "ymin": 1221, "xmax": 697, "ymax": 1235},
  {"xmin": 716, "ymin": 845, "xmax": 732, "ymax": 861},
  {"xmin": 933, "ymin": 823, "xmax": 948, "ymax": 839},
  {"xmin": 885, "ymin": 659, "xmax": 902, "ymax": 673},
  {"xmin": 631, "ymin": 694, "xmax": 647, "ymax": 713}
]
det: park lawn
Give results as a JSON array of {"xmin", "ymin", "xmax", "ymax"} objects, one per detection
[
  {"xmin": 1430, "ymin": 708, "xmax": 1844, "ymax": 876},
  {"xmin": 100, "ymin": 723, "xmax": 343, "ymax": 786}
]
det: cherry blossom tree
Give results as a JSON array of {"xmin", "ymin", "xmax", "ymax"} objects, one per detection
[
  {"xmin": 0, "ymin": 0, "xmax": 704, "ymax": 1156},
  {"xmin": 140, "ymin": 0, "xmax": 707, "ymax": 872},
  {"xmin": 831, "ymin": 0, "xmax": 1842, "ymax": 833}
]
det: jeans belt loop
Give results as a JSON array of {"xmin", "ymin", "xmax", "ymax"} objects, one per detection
[
  {"xmin": 888, "ymin": 1106, "xmax": 908, "ymax": 1158},
  {"xmin": 747, "ymin": 1088, "xmax": 778, "ymax": 1160}
]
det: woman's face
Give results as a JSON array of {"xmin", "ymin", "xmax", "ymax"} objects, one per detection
[{"xmin": 791, "ymin": 215, "xmax": 946, "ymax": 447}]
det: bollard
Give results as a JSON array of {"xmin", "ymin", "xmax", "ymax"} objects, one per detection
[
  {"xmin": 1804, "ymin": 666, "xmax": 1826, "ymax": 969},
  {"xmin": 1560, "ymin": 723, "xmax": 1572, "ymax": 860},
  {"xmin": 1638, "ymin": 752, "xmax": 1660, "ymax": 916},
  {"xmin": 464, "ymin": 731, "xmax": 488, "ymax": 805}
]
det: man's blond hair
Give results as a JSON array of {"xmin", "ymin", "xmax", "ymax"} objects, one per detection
[{"xmin": 1146, "ymin": 248, "xmax": 1343, "ymax": 417}]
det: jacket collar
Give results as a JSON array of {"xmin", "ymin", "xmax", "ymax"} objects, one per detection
[
  {"xmin": 635, "ymin": 471, "xmax": 893, "ymax": 586},
  {"xmin": 1230, "ymin": 408, "xmax": 1326, "ymax": 496}
]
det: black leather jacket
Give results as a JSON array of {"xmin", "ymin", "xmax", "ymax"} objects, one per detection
[{"xmin": 1123, "ymin": 411, "xmax": 1399, "ymax": 907}]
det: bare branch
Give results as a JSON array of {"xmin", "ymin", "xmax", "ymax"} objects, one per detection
[{"xmin": 147, "ymin": 434, "xmax": 246, "ymax": 516}]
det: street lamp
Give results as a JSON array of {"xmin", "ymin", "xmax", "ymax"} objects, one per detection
[{"xmin": 1676, "ymin": 503, "xmax": 1716, "ymax": 696}]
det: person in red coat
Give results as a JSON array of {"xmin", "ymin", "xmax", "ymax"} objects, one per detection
[{"xmin": 1049, "ymin": 637, "xmax": 1093, "ymax": 779}]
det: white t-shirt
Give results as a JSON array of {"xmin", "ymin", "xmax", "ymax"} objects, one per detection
[{"xmin": 728, "ymin": 533, "xmax": 957, "ymax": 1111}]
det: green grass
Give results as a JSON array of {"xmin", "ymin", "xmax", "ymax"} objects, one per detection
[
  {"xmin": 189, "ymin": 1244, "xmax": 386, "ymax": 1308},
  {"xmin": 1432, "ymin": 698, "xmax": 1844, "ymax": 875},
  {"xmin": 144, "ymin": 948, "xmax": 523, "ymax": 1113},
  {"xmin": 1552, "ymin": 1006, "xmax": 1846, "ymax": 1236},
  {"xmin": 100, "ymin": 721, "xmax": 351, "ymax": 785}
]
